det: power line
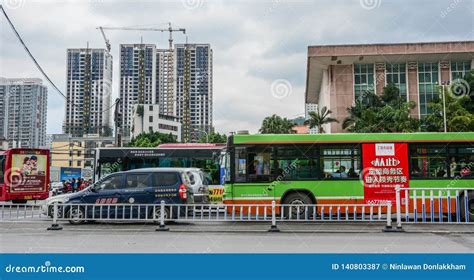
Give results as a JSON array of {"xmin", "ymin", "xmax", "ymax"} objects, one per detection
[
  {"xmin": 1, "ymin": 5, "xmax": 67, "ymax": 100},
  {"xmin": 0, "ymin": 5, "xmax": 117, "ymax": 116}
]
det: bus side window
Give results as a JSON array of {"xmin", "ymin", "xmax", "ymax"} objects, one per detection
[
  {"xmin": 448, "ymin": 145, "xmax": 474, "ymax": 178},
  {"xmin": 320, "ymin": 145, "xmax": 360, "ymax": 179},
  {"xmin": 410, "ymin": 145, "xmax": 448, "ymax": 179}
]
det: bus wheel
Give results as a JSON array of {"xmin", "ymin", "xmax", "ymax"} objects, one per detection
[
  {"xmin": 68, "ymin": 207, "xmax": 85, "ymax": 225},
  {"xmin": 282, "ymin": 193, "xmax": 312, "ymax": 220},
  {"xmin": 460, "ymin": 191, "xmax": 474, "ymax": 222}
]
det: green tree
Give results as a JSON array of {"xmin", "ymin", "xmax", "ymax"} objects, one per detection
[
  {"xmin": 304, "ymin": 106, "xmax": 338, "ymax": 133},
  {"xmin": 342, "ymin": 83, "xmax": 420, "ymax": 132},
  {"xmin": 423, "ymin": 92, "xmax": 474, "ymax": 132},
  {"xmin": 102, "ymin": 126, "xmax": 113, "ymax": 137},
  {"xmin": 128, "ymin": 131, "xmax": 177, "ymax": 147},
  {"xmin": 422, "ymin": 70, "xmax": 474, "ymax": 132},
  {"xmin": 259, "ymin": 114, "xmax": 295, "ymax": 134},
  {"xmin": 198, "ymin": 132, "xmax": 227, "ymax": 143}
]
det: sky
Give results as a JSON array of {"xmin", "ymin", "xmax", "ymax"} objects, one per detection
[{"xmin": 0, "ymin": 0, "xmax": 472, "ymax": 135}]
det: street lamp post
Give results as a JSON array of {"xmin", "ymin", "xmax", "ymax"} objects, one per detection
[{"xmin": 437, "ymin": 81, "xmax": 449, "ymax": 133}]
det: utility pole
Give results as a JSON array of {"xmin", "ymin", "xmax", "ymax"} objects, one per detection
[{"xmin": 113, "ymin": 98, "xmax": 122, "ymax": 147}]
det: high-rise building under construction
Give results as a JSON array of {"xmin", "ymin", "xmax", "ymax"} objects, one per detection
[
  {"xmin": 175, "ymin": 44, "xmax": 213, "ymax": 142},
  {"xmin": 118, "ymin": 43, "xmax": 213, "ymax": 142},
  {"xmin": 63, "ymin": 48, "xmax": 113, "ymax": 137},
  {"xmin": 118, "ymin": 44, "xmax": 156, "ymax": 137}
]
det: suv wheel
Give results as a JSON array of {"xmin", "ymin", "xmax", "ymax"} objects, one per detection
[{"xmin": 68, "ymin": 207, "xmax": 85, "ymax": 225}]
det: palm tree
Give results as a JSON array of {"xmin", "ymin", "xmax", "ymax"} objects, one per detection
[
  {"xmin": 305, "ymin": 106, "xmax": 338, "ymax": 133},
  {"xmin": 259, "ymin": 114, "xmax": 295, "ymax": 134}
]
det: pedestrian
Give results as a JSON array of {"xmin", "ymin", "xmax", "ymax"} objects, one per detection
[
  {"xmin": 61, "ymin": 180, "xmax": 67, "ymax": 193},
  {"xmin": 78, "ymin": 178, "xmax": 85, "ymax": 191},
  {"xmin": 71, "ymin": 178, "xmax": 77, "ymax": 192}
]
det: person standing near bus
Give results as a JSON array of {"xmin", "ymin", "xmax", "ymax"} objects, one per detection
[{"xmin": 71, "ymin": 178, "xmax": 77, "ymax": 192}]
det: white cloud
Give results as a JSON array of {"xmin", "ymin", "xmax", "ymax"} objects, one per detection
[{"xmin": 0, "ymin": 0, "xmax": 471, "ymax": 135}]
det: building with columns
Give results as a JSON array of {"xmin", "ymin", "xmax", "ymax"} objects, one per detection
[{"xmin": 305, "ymin": 41, "xmax": 474, "ymax": 133}]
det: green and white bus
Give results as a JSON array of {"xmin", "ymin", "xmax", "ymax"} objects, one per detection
[{"xmin": 222, "ymin": 132, "xmax": 474, "ymax": 218}]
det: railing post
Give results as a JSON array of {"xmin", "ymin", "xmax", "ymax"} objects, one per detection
[
  {"xmin": 383, "ymin": 188, "xmax": 404, "ymax": 232},
  {"xmin": 156, "ymin": 200, "xmax": 169, "ymax": 232},
  {"xmin": 47, "ymin": 202, "xmax": 62, "ymax": 231},
  {"xmin": 395, "ymin": 186, "xmax": 403, "ymax": 230},
  {"xmin": 385, "ymin": 201, "xmax": 392, "ymax": 230},
  {"xmin": 268, "ymin": 200, "xmax": 280, "ymax": 232}
]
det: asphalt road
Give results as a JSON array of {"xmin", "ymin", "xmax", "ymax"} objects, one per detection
[{"xmin": 0, "ymin": 221, "xmax": 472, "ymax": 253}]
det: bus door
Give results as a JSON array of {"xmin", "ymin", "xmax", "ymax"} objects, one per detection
[{"xmin": 233, "ymin": 146, "xmax": 275, "ymax": 204}]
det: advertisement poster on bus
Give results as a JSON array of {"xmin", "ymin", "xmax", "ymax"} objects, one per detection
[
  {"xmin": 362, "ymin": 143, "xmax": 409, "ymax": 205},
  {"xmin": 10, "ymin": 153, "xmax": 47, "ymax": 192}
]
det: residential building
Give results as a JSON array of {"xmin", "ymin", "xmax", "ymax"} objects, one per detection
[
  {"xmin": 63, "ymin": 48, "xmax": 113, "ymax": 137},
  {"xmin": 0, "ymin": 78, "xmax": 47, "ymax": 148},
  {"xmin": 305, "ymin": 41, "xmax": 474, "ymax": 133},
  {"xmin": 119, "ymin": 44, "xmax": 156, "ymax": 137},
  {"xmin": 175, "ymin": 44, "xmax": 213, "ymax": 142},
  {"xmin": 0, "ymin": 137, "xmax": 9, "ymax": 150},
  {"xmin": 131, "ymin": 104, "xmax": 182, "ymax": 141},
  {"xmin": 118, "ymin": 43, "xmax": 213, "ymax": 142},
  {"xmin": 50, "ymin": 133, "xmax": 114, "ymax": 169},
  {"xmin": 290, "ymin": 116, "xmax": 309, "ymax": 134},
  {"xmin": 50, "ymin": 134, "xmax": 85, "ymax": 169},
  {"xmin": 305, "ymin": 103, "xmax": 319, "ymax": 134},
  {"xmin": 156, "ymin": 49, "xmax": 175, "ymax": 116}
]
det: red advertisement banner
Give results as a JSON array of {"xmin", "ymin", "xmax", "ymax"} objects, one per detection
[{"xmin": 362, "ymin": 143, "xmax": 409, "ymax": 205}]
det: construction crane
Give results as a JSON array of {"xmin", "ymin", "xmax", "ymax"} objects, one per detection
[
  {"xmin": 98, "ymin": 27, "xmax": 111, "ymax": 52},
  {"xmin": 95, "ymin": 22, "xmax": 189, "ymax": 141},
  {"xmin": 96, "ymin": 22, "xmax": 186, "ymax": 50}
]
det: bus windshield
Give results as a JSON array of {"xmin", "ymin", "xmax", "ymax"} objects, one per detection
[{"xmin": 95, "ymin": 146, "xmax": 225, "ymax": 185}]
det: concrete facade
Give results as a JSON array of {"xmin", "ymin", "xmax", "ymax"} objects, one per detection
[
  {"xmin": 175, "ymin": 44, "xmax": 213, "ymax": 142},
  {"xmin": 50, "ymin": 133, "xmax": 114, "ymax": 169},
  {"xmin": 305, "ymin": 41, "xmax": 474, "ymax": 133},
  {"xmin": 0, "ymin": 78, "xmax": 47, "ymax": 148},
  {"xmin": 64, "ymin": 48, "xmax": 113, "ymax": 137},
  {"xmin": 130, "ymin": 104, "xmax": 182, "ymax": 142}
]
